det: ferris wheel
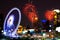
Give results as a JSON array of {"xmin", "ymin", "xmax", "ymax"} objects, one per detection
[{"xmin": 3, "ymin": 7, "xmax": 21, "ymax": 37}]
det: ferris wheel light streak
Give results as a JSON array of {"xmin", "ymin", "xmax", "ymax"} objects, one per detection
[{"xmin": 3, "ymin": 7, "xmax": 21, "ymax": 38}]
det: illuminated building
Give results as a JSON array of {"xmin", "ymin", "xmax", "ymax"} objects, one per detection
[
  {"xmin": 17, "ymin": 25, "xmax": 23, "ymax": 34},
  {"xmin": 54, "ymin": 11, "xmax": 57, "ymax": 26},
  {"xmin": 53, "ymin": 9, "xmax": 60, "ymax": 27}
]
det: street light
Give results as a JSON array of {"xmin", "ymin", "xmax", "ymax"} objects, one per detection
[{"xmin": 35, "ymin": 17, "xmax": 38, "ymax": 21}]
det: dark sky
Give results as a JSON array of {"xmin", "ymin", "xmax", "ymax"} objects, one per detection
[{"xmin": 0, "ymin": 0, "xmax": 60, "ymax": 27}]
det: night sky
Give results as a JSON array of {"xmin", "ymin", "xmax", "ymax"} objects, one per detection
[{"xmin": 0, "ymin": 0, "xmax": 60, "ymax": 27}]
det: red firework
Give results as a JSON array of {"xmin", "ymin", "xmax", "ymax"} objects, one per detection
[
  {"xmin": 22, "ymin": 3, "xmax": 38, "ymax": 23},
  {"xmin": 28, "ymin": 12, "xmax": 38, "ymax": 23},
  {"xmin": 45, "ymin": 10, "xmax": 55, "ymax": 21},
  {"xmin": 23, "ymin": 3, "xmax": 36, "ymax": 15}
]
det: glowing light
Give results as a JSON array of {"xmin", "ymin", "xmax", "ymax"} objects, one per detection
[
  {"xmin": 53, "ymin": 9, "xmax": 60, "ymax": 13},
  {"xmin": 56, "ymin": 27, "xmax": 60, "ymax": 32},
  {"xmin": 54, "ymin": 15, "xmax": 57, "ymax": 18},
  {"xmin": 17, "ymin": 25, "xmax": 23, "ymax": 34},
  {"xmin": 35, "ymin": 17, "xmax": 38, "ymax": 21},
  {"xmin": 49, "ymin": 30, "xmax": 51, "ymax": 32},
  {"xmin": 29, "ymin": 29, "xmax": 35, "ymax": 32},
  {"xmin": 12, "ymin": 33, "xmax": 15, "ymax": 36},
  {"xmin": 22, "ymin": 30, "xmax": 28, "ymax": 34},
  {"xmin": 49, "ymin": 25, "xmax": 52, "ymax": 27},
  {"xmin": 2, "ymin": 30, "xmax": 3, "ymax": 32},
  {"xmin": 7, "ymin": 15, "xmax": 14, "ymax": 27},
  {"xmin": 43, "ymin": 33, "xmax": 46, "ymax": 38},
  {"xmin": 41, "ymin": 20, "xmax": 46, "ymax": 23},
  {"xmin": 3, "ymin": 32, "xmax": 6, "ymax": 35}
]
